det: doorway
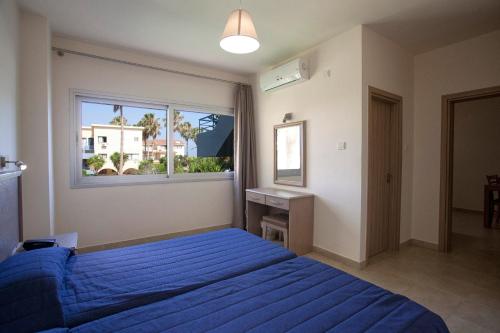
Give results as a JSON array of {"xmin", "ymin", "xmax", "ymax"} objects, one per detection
[
  {"xmin": 439, "ymin": 85, "xmax": 500, "ymax": 251},
  {"xmin": 366, "ymin": 87, "xmax": 402, "ymax": 259}
]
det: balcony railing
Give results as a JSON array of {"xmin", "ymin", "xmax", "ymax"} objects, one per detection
[
  {"xmin": 199, "ymin": 114, "xmax": 219, "ymax": 133},
  {"xmin": 82, "ymin": 145, "xmax": 94, "ymax": 154}
]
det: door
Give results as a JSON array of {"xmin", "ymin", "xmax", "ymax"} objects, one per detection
[{"xmin": 367, "ymin": 87, "xmax": 402, "ymax": 259}]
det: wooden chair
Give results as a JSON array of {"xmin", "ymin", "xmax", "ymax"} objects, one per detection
[
  {"xmin": 486, "ymin": 175, "xmax": 500, "ymax": 225},
  {"xmin": 261, "ymin": 214, "xmax": 289, "ymax": 248}
]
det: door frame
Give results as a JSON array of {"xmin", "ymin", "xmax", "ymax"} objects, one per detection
[
  {"xmin": 438, "ymin": 85, "xmax": 500, "ymax": 252},
  {"xmin": 366, "ymin": 86, "xmax": 403, "ymax": 258}
]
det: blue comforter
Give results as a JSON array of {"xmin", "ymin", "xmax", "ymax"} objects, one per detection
[
  {"xmin": 66, "ymin": 256, "xmax": 449, "ymax": 333},
  {"xmin": 61, "ymin": 228, "xmax": 295, "ymax": 327}
]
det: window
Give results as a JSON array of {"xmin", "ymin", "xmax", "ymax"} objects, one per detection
[
  {"xmin": 173, "ymin": 109, "xmax": 234, "ymax": 174},
  {"xmin": 72, "ymin": 93, "xmax": 234, "ymax": 187}
]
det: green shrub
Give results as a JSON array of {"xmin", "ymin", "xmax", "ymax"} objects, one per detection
[{"xmin": 187, "ymin": 157, "xmax": 223, "ymax": 173}]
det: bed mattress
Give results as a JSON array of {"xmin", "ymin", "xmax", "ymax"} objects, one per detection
[
  {"xmin": 66, "ymin": 256, "xmax": 449, "ymax": 333},
  {"xmin": 61, "ymin": 228, "xmax": 295, "ymax": 327}
]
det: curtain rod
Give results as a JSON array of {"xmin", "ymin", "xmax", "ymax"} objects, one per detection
[{"xmin": 52, "ymin": 47, "xmax": 244, "ymax": 86}]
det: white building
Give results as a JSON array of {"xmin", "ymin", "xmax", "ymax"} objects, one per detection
[{"xmin": 82, "ymin": 124, "xmax": 144, "ymax": 174}]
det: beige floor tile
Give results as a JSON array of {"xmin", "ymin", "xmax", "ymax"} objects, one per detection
[
  {"xmin": 307, "ymin": 211, "xmax": 500, "ymax": 332},
  {"xmin": 445, "ymin": 315, "xmax": 495, "ymax": 333}
]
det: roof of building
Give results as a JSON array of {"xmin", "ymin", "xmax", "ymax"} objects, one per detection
[{"xmin": 146, "ymin": 139, "xmax": 184, "ymax": 146}]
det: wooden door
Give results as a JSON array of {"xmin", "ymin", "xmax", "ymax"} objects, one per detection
[{"xmin": 367, "ymin": 87, "xmax": 402, "ymax": 259}]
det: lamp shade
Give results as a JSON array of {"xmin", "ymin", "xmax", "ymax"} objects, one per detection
[{"xmin": 220, "ymin": 9, "xmax": 260, "ymax": 54}]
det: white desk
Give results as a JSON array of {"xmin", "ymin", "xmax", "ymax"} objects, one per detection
[{"xmin": 246, "ymin": 188, "xmax": 314, "ymax": 255}]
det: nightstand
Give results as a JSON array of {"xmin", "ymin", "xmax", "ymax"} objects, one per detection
[{"xmin": 14, "ymin": 232, "xmax": 79, "ymax": 254}]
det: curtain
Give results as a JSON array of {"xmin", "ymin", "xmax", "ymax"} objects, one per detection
[{"xmin": 233, "ymin": 84, "xmax": 257, "ymax": 229}]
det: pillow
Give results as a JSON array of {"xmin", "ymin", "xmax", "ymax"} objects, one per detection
[{"xmin": 0, "ymin": 247, "xmax": 71, "ymax": 333}]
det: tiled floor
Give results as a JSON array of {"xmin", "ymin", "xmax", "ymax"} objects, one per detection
[{"xmin": 307, "ymin": 211, "xmax": 500, "ymax": 333}]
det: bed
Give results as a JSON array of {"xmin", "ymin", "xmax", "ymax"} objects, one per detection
[
  {"xmin": 0, "ymin": 228, "xmax": 295, "ymax": 333},
  {"xmin": 45, "ymin": 256, "xmax": 449, "ymax": 333},
  {"xmin": 0, "ymin": 184, "xmax": 448, "ymax": 333}
]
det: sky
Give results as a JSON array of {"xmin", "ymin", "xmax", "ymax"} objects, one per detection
[{"xmin": 82, "ymin": 101, "xmax": 213, "ymax": 157}]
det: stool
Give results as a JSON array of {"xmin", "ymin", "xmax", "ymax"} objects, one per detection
[{"xmin": 261, "ymin": 214, "xmax": 289, "ymax": 248}]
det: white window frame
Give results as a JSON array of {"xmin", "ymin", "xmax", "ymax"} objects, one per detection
[{"xmin": 70, "ymin": 89, "xmax": 234, "ymax": 189}]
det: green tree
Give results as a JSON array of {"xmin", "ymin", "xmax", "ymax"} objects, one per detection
[
  {"xmin": 113, "ymin": 105, "xmax": 125, "ymax": 175},
  {"xmin": 110, "ymin": 152, "xmax": 129, "ymax": 171},
  {"xmin": 110, "ymin": 116, "xmax": 128, "ymax": 126},
  {"xmin": 86, "ymin": 155, "xmax": 105, "ymax": 173}
]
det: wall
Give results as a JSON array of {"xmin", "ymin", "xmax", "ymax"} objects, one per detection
[
  {"xmin": 19, "ymin": 10, "xmax": 54, "ymax": 239},
  {"xmin": 253, "ymin": 26, "xmax": 364, "ymax": 262},
  {"xmin": 361, "ymin": 27, "xmax": 414, "ymax": 260},
  {"xmin": 412, "ymin": 30, "xmax": 500, "ymax": 244},
  {"xmin": 52, "ymin": 37, "xmax": 248, "ymax": 247},
  {"xmin": 0, "ymin": 0, "xmax": 19, "ymax": 163},
  {"xmin": 453, "ymin": 96, "xmax": 500, "ymax": 211}
]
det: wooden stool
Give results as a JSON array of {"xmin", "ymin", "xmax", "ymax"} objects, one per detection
[{"xmin": 261, "ymin": 214, "xmax": 289, "ymax": 248}]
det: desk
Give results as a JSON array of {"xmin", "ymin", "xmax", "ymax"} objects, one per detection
[
  {"xmin": 246, "ymin": 188, "xmax": 314, "ymax": 255},
  {"xmin": 484, "ymin": 184, "xmax": 500, "ymax": 228}
]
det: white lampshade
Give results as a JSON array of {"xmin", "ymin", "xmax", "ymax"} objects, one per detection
[{"xmin": 220, "ymin": 9, "xmax": 260, "ymax": 54}]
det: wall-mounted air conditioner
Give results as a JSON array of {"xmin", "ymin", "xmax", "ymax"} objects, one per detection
[{"xmin": 260, "ymin": 58, "xmax": 309, "ymax": 92}]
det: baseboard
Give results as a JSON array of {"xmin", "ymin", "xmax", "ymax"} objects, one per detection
[
  {"xmin": 401, "ymin": 238, "xmax": 438, "ymax": 251},
  {"xmin": 452, "ymin": 207, "xmax": 483, "ymax": 215},
  {"xmin": 312, "ymin": 246, "xmax": 367, "ymax": 269},
  {"xmin": 78, "ymin": 224, "xmax": 232, "ymax": 253}
]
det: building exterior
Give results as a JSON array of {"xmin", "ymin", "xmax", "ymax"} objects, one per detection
[
  {"xmin": 81, "ymin": 124, "xmax": 144, "ymax": 174},
  {"xmin": 145, "ymin": 139, "xmax": 185, "ymax": 159}
]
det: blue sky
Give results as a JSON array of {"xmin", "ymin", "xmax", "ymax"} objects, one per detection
[{"xmin": 82, "ymin": 102, "xmax": 211, "ymax": 157}]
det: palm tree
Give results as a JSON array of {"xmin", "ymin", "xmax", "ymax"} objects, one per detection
[
  {"xmin": 179, "ymin": 122, "xmax": 201, "ymax": 157},
  {"xmin": 163, "ymin": 110, "xmax": 184, "ymax": 133},
  {"xmin": 178, "ymin": 122, "xmax": 192, "ymax": 156},
  {"xmin": 137, "ymin": 113, "xmax": 161, "ymax": 160},
  {"xmin": 113, "ymin": 105, "xmax": 125, "ymax": 175},
  {"xmin": 110, "ymin": 116, "xmax": 128, "ymax": 126}
]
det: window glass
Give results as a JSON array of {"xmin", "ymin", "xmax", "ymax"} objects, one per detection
[
  {"xmin": 173, "ymin": 110, "xmax": 234, "ymax": 174},
  {"xmin": 81, "ymin": 101, "xmax": 167, "ymax": 176},
  {"xmin": 74, "ymin": 95, "xmax": 234, "ymax": 186}
]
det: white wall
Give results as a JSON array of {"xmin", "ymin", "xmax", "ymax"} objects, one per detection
[
  {"xmin": 453, "ymin": 96, "xmax": 500, "ymax": 211},
  {"xmin": 361, "ymin": 27, "xmax": 414, "ymax": 260},
  {"xmin": 19, "ymin": 10, "xmax": 54, "ymax": 239},
  {"xmin": 0, "ymin": 0, "xmax": 19, "ymax": 163},
  {"xmin": 52, "ymin": 37, "xmax": 248, "ymax": 247},
  {"xmin": 253, "ymin": 26, "xmax": 364, "ymax": 262},
  {"xmin": 412, "ymin": 30, "xmax": 500, "ymax": 244}
]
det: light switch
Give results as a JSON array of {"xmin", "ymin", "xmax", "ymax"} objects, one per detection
[{"xmin": 336, "ymin": 142, "xmax": 346, "ymax": 150}]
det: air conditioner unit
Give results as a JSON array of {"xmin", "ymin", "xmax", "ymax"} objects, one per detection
[{"xmin": 260, "ymin": 58, "xmax": 309, "ymax": 92}]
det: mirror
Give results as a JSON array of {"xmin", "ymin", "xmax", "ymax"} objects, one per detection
[{"xmin": 274, "ymin": 121, "xmax": 305, "ymax": 187}]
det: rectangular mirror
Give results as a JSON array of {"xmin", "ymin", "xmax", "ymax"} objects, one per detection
[{"xmin": 274, "ymin": 121, "xmax": 305, "ymax": 187}]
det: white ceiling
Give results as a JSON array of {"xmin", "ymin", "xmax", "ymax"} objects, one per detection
[{"xmin": 18, "ymin": 0, "xmax": 500, "ymax": 74}]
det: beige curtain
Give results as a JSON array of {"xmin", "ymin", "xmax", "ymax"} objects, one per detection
[{"xmin": 233, "ymin": 84, "xmax": 257, "ymax": 229}]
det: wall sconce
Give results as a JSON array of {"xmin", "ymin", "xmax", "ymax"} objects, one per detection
[
  {"xmin": 0, "ymin": 156, "xmax": 27, "ymax": 171},
  {"xmin": 282, "ymin": 113, "xmax": 292, "ymax": 123}
]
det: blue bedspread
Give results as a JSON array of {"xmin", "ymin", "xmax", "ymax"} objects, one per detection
[
  {"xmin": 68, "ymin": 256, "xmax": 449, "ymax": 333},
  {"xmin": 61, "ymin": 228, "xmax": 295, "ymax": 327}
]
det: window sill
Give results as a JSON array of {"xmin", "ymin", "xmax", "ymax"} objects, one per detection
[{"xmin": 70, "ymin": 172, "xmax": 234, "ymax": 189}]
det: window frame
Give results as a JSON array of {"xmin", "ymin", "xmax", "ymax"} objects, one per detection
[{"xmin": 70, "ymin": 89, "xmax": 234, "ymax": 189}]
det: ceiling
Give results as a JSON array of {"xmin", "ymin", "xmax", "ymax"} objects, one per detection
[{"xmin": 19, "ymin": 0, "xmax": 500, "ymax": 74}]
